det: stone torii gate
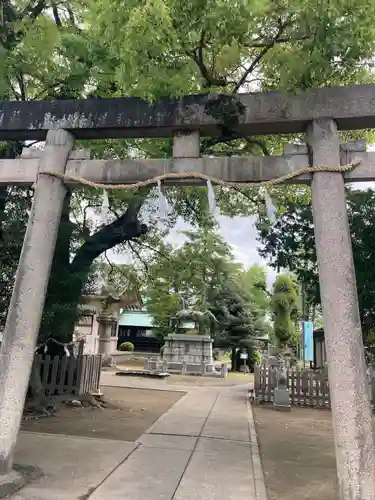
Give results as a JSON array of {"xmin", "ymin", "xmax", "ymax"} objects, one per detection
[{"xmin": 0, "ymin": 84, "xmax": 375, "ymax": 499}]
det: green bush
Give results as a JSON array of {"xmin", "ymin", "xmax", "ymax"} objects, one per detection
[
  {"xmin": 119, "ymin": 341, "xmax": 134, "ymax": 352},
  {"xmin": 160, "ymin": 345, "xmax": 165, "ymax": 357},
  {"xmin": 251, "ymin": 349, "xmax": 261, "ymax": 367}
]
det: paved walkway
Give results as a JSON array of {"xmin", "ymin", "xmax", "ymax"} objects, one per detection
[{"xmin": 12, "ymin": 380, "xmax": 267, "ymax": 500}]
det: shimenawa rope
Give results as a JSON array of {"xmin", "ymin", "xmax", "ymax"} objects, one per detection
[{"xmin": 39, "ymin": 161, "xmax": 361, "ymax": 190}]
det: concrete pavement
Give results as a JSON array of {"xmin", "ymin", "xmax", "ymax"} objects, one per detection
[
  {"xmin": 90, "ymin": 386, "xmax": 267, "ymax": 500},
  {"xmin": 11, "ymin": 381, "xmax": 267, "ymax": 500}
]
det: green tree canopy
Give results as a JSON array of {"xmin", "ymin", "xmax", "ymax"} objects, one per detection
[
  {"xmin": 239, "ymin": 264, "xmax": 269, "ymax": 314},
  {"xmin": 209, "ymin": 277, "xmax": 257, "ymax": 370},
  {"xmin": 139, "ymin": 225, "xmax": 271, "ymax": 364},
  {"xmin": 270, "ymin": 273, "xmax": 301, "ymax": 347},
  {"xmin": 89, "ymin": 0, "xmax": 375, "ymax": 97},
  {"xmin": 143, "ymin": 226, "xmax": 237, "ymax": 331},
  {"xmin": 258, "ymin": 188, "xmax": 375, "ymax": 338}
]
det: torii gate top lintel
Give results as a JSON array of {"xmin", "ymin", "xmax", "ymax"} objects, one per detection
[{"xmin": 1, "ymin": 83, "xmax": 375, "ymax": 141}]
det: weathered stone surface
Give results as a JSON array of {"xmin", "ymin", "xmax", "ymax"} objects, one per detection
[
  {"xmin": 273, "ymin": 387, "xmax": 291, "ymax": 412},
  {"xmin": 163, "ymin": 334, "xmax": 213, "ymax": 364},
  {"xmin": 0, "ymin": 465, "xmax": 42, "ymax": 498},
  {"xmin": 2, "ymin": 148, "xmax": 375, "ymax": 187},
  {"xmin": 308, "ymin": 119, "xmax": 375, "ymax": 500},
  {"xmin": 1, "ymin": 84, "xmax": 375, "ymax": 140},
  {"xmin": 0, "ymin": 130, "xmax": 74, "ymax": 473}
]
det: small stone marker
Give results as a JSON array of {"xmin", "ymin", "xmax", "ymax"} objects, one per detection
[{"xmin": 273, "ymin": 374, "xmax": 291, "ymax": 412}]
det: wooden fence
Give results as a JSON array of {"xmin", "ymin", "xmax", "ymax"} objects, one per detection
[
  {"xmin": 254, "ymin": 364, "xmax": 375, "ymax": 408},
  {"xmin": 254, "ymin": 365, "xmax": 330, "ymax": 408},
  {"xmin": 34, "ymin": 354, "xmax": 102, "ymax": 397}
]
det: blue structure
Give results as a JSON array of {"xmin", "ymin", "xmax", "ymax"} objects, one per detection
[
  {"xmin": 303, "ymin": 321, "xmax": 314, "ymax": 362},
  {"xmin": 118, "ymin": 306, "xmax": 194, "ymax": 352}
]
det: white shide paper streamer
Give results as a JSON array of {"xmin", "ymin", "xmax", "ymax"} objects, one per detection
[
  {"xmin": 264, "ymin": 189, "xmax": 277, "ymax": 224},
  {"xmin": 156, "ymin": 179, "xmax": 170, "ymax": 220},
  {"xmin": 206, "ymin": 179, "xmax": 217, "ymax": 215},
  {"xmin": 100, "ymin": 189, "xmax": 110, "ymax": 222}
]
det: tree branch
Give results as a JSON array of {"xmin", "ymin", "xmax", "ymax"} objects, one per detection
[
  {"xmin": 66, "ymin": 4, "xmax": 76, "ymax": 26},
  {"xmin": 230, "ymin": 186, "xmax": 259, "ymax": 204},
  {"xmin": 132, "ymin": 239, "xmax": 171, "ymax": 261},
  {"xmin": 70, "ymin": 189, "xmax": 150, "ymax": 276},
  {"xmin": 1, "ymin": 0, "xmax": 47, "ymax": 50},
  {"xmin": 233, "ymin": 19, "xmax": 288, "ymax": 93},
  {"xmin": 15, "ymin": 73, "xmax": 26, "ymax": 101},
  {"xmin": 244, "ymin": 138, "xmax": 271, "ymax": 156},
  {"xmin": 233, "ymin": 47, "xmax": 272, "ymax": 93},
  {"xmin": 51, "ymin": 2, "xmax": 62, "ymax": 28},
  {"xmin": 128, "ymin": 241, "xmax": 149, "ymax": 272},
  {"xmin": 189, "ymin": 30, "xmax": 227, "ymax": 88},
  {"xmin": 103, "ymin": 251, "xmax": 115, "ymax": 278},
  {"xmin": 245, "ymin": 34, "xmax": 310, "ymax": 48},
  {"xmin": 21, "ymin": 0, "xmax": 47, "ymax": 22},
  {"xmin": 201, "ymin": 136, "xmax": 238, "ymax": 153}
]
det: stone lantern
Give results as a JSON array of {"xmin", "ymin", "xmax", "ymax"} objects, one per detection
[{"xmin": 97, "ymin": 286, "xmax": 121, "ymax": 367}]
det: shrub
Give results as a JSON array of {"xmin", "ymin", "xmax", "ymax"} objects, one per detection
[
  {"xmin": 160, "ymin": 345, "xmax": 165, "ymax": 357},
  {"xmin": 251, "ymin": 349, "xmax": 261, "ymax": 368},
  {"xmin": 119, "ymin": 341, "xmax": 134, "ymax": 352}
]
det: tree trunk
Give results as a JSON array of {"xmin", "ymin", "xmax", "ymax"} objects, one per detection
[
  {"xmin": 231, "ymin": 347, "xmax": 237, "ymax": 371},
  {"xmin": 39, "ymin": 190, "xmax": 81, "ymax": 342},
  {"xmin": 40, "ymin": 189, "xmax": 150, "ymax": 342},
  {"xmin": 28, "ymin": 359, "xmax": 47, "ymax": 411}
]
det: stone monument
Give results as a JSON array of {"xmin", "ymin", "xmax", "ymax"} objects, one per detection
[
  {"xmin": 163, "ymin": 306, "xmax": 215, "ymax": 366},
  {"xmin": 162, "ymin": 334, "xmax": 213, "ymax": 364},
  {"xmin": 273, "ymin": 349, "xmax": 291, "ymax": 412}
]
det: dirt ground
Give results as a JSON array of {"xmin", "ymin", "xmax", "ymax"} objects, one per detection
[
  {"xmin": 252, "ymin": 404, "xmax": 338, "ymax": 500},
  {"xmin": 21, "ymin": 387, "xmax": 183, "ymax": 442}
]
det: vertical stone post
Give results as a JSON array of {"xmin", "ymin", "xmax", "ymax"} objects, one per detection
[
  {"xmin": 97, "ymin": 314, "xmax": 117, "ymax": 367},
  {"xmin": 172, "ymin": 131, "xmax": 201, "ymax": 176},
  {"xmin": 0, "ymin": 129, "xmax": 74, "ymax": 474},
  {"xmin": 173, "ymin": 131, "xmax": 200, "ymax": 158},
  {"xmin": 307, "ymin": 119, "xmax": 375, "ymax": 500}
]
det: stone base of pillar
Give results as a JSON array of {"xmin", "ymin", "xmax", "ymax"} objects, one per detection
[
  {"xmin": 101, "ymin": 355, "xmax": 115, "ymax": 368},
  {"xmin": 0, "ymin": 465, "xmax": 42, "ymax": 497}
]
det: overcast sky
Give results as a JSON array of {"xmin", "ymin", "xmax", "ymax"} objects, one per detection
[{"xmin": 165, "ymin": 215, "xmax": 277, "ymax": 289}]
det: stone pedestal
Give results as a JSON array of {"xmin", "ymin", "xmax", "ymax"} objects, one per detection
[
  {"xmin": 97, "ymin": 314, "xmax": 117, "ymax": 367},
  {"xmin": 163, "ymin": 334, "xmax": 213, "ymax": 364},
  {"xmin": 273, "ymin": 374, "xmax": 291, "ymax": 412}
]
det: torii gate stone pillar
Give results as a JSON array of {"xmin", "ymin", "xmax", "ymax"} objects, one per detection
[
  {"xmin": 0, "ymin": 129, "xmax": 74, "ymax": 474},
  {"xmin": 308, "ymin": 119, "xmax": 375, "ymax": 500}
]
